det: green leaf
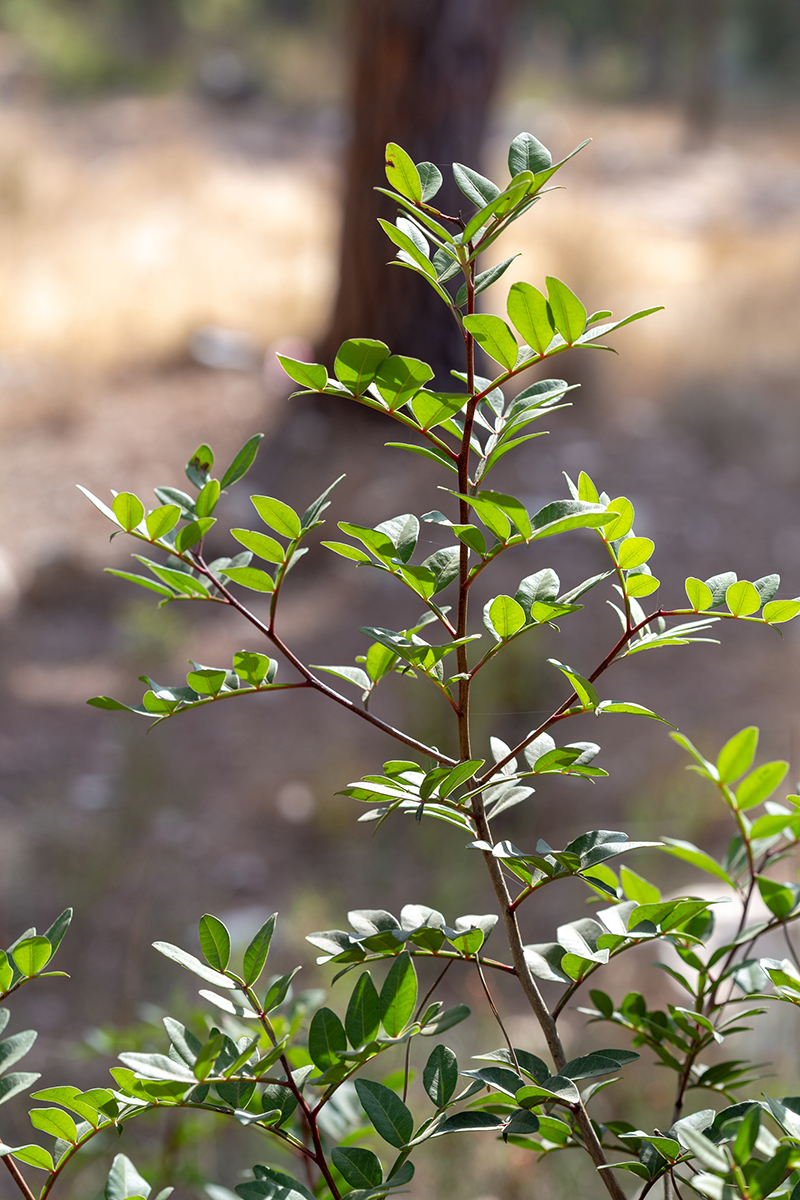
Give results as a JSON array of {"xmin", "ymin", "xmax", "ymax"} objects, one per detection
[
  {"xmin": 334, "ymin": 338, "xmax": 390, "ymax": 395},
  {"xmin": 385, "ymin": 142, "xmax": 422, "ymax": 201},
  {"xmin": 243, "ymin": 914, "xmax": 277, "ymax": 986},
  {"xmin": 133, "ymin": 556, "xmax": 209, "ymax": 597},
  {"xmin": 485, "ymin": 595, "xmax": 526, "ymax": 640},
  {"xmin": 30, "ymin": 1107, "xmax": 78, "ymax": 1144},
  {"xmin": 750, "ymin": 1145, "xmax": 792, "ymax": 1200},
  {"xmin": 379, "ymin": 951, "xmax": 418, "ymax": 1036},
  {"xmin": 345, "ymin": 972, "xmax": 381, "ymax": 1048},
  {"xmin": 43, "ymin": 908, "xmax": 72, "ymax": 955},
  {"xmin": 757, "ymin": 876, "xmax": 800, "ymax": 919},
  {"xmin": 418, "ymin": 161, "xmax": 442, "ymax": 201},
  {"xmin": 660, "ymin": 840, "xmax": 734, "ymax": 886},
  {"xmin": 0, "ymin": 1074, "xmax": 40, "ymax": 1106},
  {"xmin": 530, "ymin": 499, "xmax": 613, "ymax": 541},
  {"xmin": 545, "ymin": 277, "xmax": 587, "ymax": 344},
  {"xmin": 549, "ymin": 660, "xmax": 598, "ymax": 709},
  {"xmin": 374, "ymin": 355, "xmax": 433, "ymax": 410},
  {"xmin": 331, "ymin": 1147, "xmax": 383, "ymax": 1190},
  {"xmin": 308, "ymin": 1007, "xmax": 347, "ymax": 1071},
  {"xmin": 462, "ymin": 314, "xmax": 518, "ymax": 370},
  {"xmin": 77, "ymin": 484, "xmax": 122, "ymax": 525},
  {"xmin": 276, "ymin": 355, "xmax": 327, "ymax": 391},
  {"xmin": 112, "ymin": 492, "xmax": 144, "ymax": 532},
  {"xmin": 220, "ymin": 434, "xmax": 264, "ymax": 490},
  {"xmin": 251, "ymin": 496, "xmax": 301, "ymax": 539},
  {"xmin": 5, "ymin": 1144, "xmax": 53, "ymax": 1171},
  {"xmin": 232, "ymin": 651, "xmax": 273, "ymax": 686},
  {"xmin": 175, "ymin": 518, "xmax": 215, "ymax": 554},
  {"xmin": 199, "ymin": 915, "xmax": 231, "ymax": 972},
  {"xmin": 223, "ymin": 567, "xmax": 275, "ymax": 593},
  {"xmin": 423, "ymin": 1044, "xmax": 458, "ymax": 1108},
  {"xmin": 686, "ymin": 577, "xmax": 714, "ymax": 611},
  {"xmin": 230, "ymin": 529, "xmax": 285, "ymax": 565},
  {"xmin": 736, "ymin": 761, "xmax": 788, "ymax": 809},
  {"xmin": 595, "ymin": 701, "xmax": 674, "ymax": 726},
  {"xmin": 717, "ymin": 727, "xmax": 759, "ymax": 784},
  {"xmin": 506, "ymin": 282, "xmax": 555, "ymax": 355},
  {"xmin": 196, "ymin": 479, "xmax": 220, "ymax": 518},
  {"xmin": 603, "ymin": 498, "xmax": 634, "ymax": 540},
  {"xmin": 625, "ymin": 573, "xmax": 660, "ymax": 598},
  {"xmin": 434, "ymin": 1112, "xmax": 506, "ymax": 1136},
  {"xmin": 764, "ymin": 599, "xmax": 800, "ymax": 624},
  {"xmin": 105, "ymin": 569, "xmax": 175, "ymax": 599},
  {"xmin": 355, "ymin": 1079, "xmax": 414, "ymax": 1149},
  {"xmin": 508, "ymin": 131, "xmax": 552, "ymax": 177},
  {"xmin": 620, "ymin": 866, "xmax": 660, "ymax": 904},
  {"xmin": 152, "ymin": 941, "xmax": 235, "ymax": 989},
  {"xmin": 12, "ymin": 938, "xmax": 51, "ymax": 977},
  {"xmin": 105, "ymin": 1154, "xmax": 152, "ymax": 1200},
  {"xmin": 186, "ymin": 444, "xmax": 214, "ymax": 489},
  {"xmin": 146, "ymin": 505, "xmax": 181, "ymax": 541},
  {"xmin": 726, "ymin": 580, "xmax": 761, "ymax": 616},
  {"xmin": 453, "ymin": 162, "xmax": 500, "ymax": 207},
  {"xmin": 186, "ymin": 669, "xmax": 226, "ymax": 697},
  {"xmin": 618, "ymin": 538, "xmax": 654, "ymax": 570},
  {"xmin": 0, "ymin": 1030, "xmax": 36, "ymax": 1076}
]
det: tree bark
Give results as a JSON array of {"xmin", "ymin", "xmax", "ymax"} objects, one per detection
[{"xmin": 318, "ymin": 0, "xmax": 514, "ymax": 385}]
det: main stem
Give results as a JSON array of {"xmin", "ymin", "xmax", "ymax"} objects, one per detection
[{"xmin": 453, "ymin": 264, "xmax": 625, "ymax": 1200}]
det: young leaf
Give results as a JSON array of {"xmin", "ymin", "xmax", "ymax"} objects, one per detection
[
  {"xmin": 112, "ymin": 493, "xmax": 145, "ymax": 532},
  {"xmin": 685, "ymin": 577, "xmax": 713, "ymax": 611},
  {"xmin": 335, "ymin": 338, "xmax": 390, "ymax": 395},
  {"xmin": 726, "ymin": 580, "xmax": 761, "ymax": 617},
  {"xmin": 736, "ymin": 761, "xmax": 788, "ymax": 809},
  {"xmin": 717, "ymin": 727, "xmax": 758, "ymax": 784}
]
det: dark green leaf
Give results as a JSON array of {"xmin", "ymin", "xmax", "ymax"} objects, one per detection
[
  {"xmin": 346, "ymin": 972, "xmax": 381, "ymax": 1048},
  {"xmin": 423, "ymin": 1044, "xmax": 458, "ymax": 1108},
  {"xmin": 332, "ymin": 1147, "xmax": 383, "ymax": 1190},
  {"xmin": 380, "ymin": 951, "xmax": 418, "ymax": 1036},
  {"xmin": 355, "ymin": 1079, "xmax": 413, "ymax": 1148},
  {"xmin": 308, "ymin": 1007, "xmax": 347, "ymax": 1071}
]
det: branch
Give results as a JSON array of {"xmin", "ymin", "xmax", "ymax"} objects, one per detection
[{"xmin": 193, "ymin": 559, "xmax": 457, "ymax": 766}]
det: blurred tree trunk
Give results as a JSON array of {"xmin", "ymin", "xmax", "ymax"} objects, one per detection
[
  {"xmin": 318, "ymin": 0, "xmax": 514, "ymax": 384},
  {"xmin": 683, "ymin": 0, "xmax": 725, "ymax": 148}
]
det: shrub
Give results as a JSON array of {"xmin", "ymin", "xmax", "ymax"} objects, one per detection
[{"xmin": 3, "ymin": 129, "xmax": 800, "ymax": 1200}]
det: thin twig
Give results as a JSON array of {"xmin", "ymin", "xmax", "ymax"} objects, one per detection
[
  {"xmin": 2, "ymin": 1156, "xmax": 37, "ymax": 1200},
  {"xmin": 475, "ymin": 954, "xmax": 519, "ymax": 1075}
]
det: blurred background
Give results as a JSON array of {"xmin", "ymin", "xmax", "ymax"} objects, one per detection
[{"xmin": 1, "ymin": 1, "xmax": 800, "ymax": 1197}]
